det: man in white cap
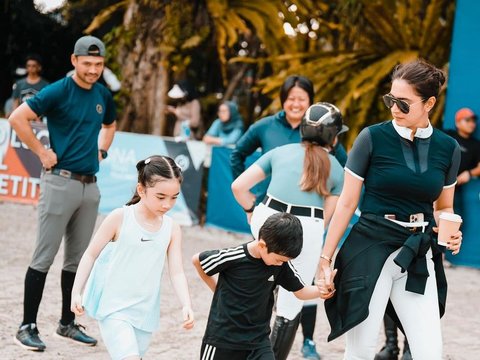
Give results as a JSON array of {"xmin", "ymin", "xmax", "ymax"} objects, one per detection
[{"xmin": 9, "ymin": 35, "xmax": 116, "ymax": 351}]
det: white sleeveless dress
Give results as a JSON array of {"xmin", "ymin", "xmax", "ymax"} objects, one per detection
[{"xmin": 83, "ymin": 205, "xmax": 173, "ymax": 331}]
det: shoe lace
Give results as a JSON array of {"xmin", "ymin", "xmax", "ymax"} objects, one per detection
[{"xmin": 72, "ymin": 322, "xmax": 87, "ymax": 333}]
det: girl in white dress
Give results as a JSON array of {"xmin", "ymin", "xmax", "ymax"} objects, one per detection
[{"xmin": 71, "ymin": 155, "xmax": 194, "ymax": 360}]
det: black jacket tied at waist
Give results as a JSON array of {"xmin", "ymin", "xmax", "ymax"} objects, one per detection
[
  {"xmin": 325, "ymin": 213, "xmax": 447, "ymax": 342},
  {"xmin": 393, "ymin": 229, "xmax": 433, "ymax": 295}
]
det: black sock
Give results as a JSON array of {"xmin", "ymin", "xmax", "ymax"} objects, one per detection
[
  {"xmin": 22, "ymin": 267, "xmax": 48, "ymax": 326},
  {"xmin": 301, "ymin": 304, "xmax": 317, "ymax": 340},
  {"xmin": 60, "ymin": 270, "xmax": 76, "ymax": 326}
]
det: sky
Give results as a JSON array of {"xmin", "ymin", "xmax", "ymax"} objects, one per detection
[{"xmin": 34, "ymin": 0, "xmax": 65, "ymax": 13}]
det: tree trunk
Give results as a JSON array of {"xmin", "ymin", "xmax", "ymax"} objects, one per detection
[{"xmin": 117, "ymin": 1, "xmax": 167, "ymax": 135}]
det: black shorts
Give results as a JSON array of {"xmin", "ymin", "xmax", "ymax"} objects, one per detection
[{"xmin": 200, "ymin": 342, "xmax": 274, "ymax": 360}]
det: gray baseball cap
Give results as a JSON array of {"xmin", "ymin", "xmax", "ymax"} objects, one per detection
[{"xmin": 73, "ymin": 36, "xmax": 106, "ymax": 57}]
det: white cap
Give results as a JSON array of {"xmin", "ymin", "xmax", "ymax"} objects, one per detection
[{"xmin": 168, "ymin": 84, "xmax": 186, "ymax": 99}]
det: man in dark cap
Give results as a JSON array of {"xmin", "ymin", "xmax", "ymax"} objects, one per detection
[{"xmin": 9, "ymin": 35, "xmax": 116, "ymax": 351}]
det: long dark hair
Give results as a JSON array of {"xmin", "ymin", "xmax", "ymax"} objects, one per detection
[
  {"xmin": 126, "ymin": 155, "xmax": 183, "ymax": 206},
  {"xmin": 300, "ymin": 142, "xmax": 331, "ymax": 196}
]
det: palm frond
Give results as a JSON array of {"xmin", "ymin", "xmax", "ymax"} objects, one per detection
[{"xmin": 84, "ymin": 0, "xmax": 129, "ymax": 34}]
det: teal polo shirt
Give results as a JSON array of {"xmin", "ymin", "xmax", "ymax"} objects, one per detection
[
  {"xmin": 27, "ymin": 77, "xmax": 116, "ymax": 175},
  {"xmin": 230, "ymin": 111, "xmax": 300, "ymax": 179},
  {"xmin": 255, "ymin": 143, "xmax": 344, "ymax": 207},
  {"xmin": 346, "ymin": 120, "xmax": 460, "ymax": 220}
]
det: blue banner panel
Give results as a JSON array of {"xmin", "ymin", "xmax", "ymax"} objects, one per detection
[
  {"xmin": 446, "ymin": 180, "xmax": 480, "ymax": 268},
  {"xmin": 443, "ymin": 0, "xmax": 480, "ymax": 138},
  {"xmin": 443, "ymin": 0, "xmax": 480, "ymax": 267},
  {"xmin": 205, "ymin": 146, "xmax": 265, "ymax": 234}
]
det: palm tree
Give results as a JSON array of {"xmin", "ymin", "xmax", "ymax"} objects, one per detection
[
  {"xmin": 76, "ymin": 0, "xmax": 454, "ymax": 142},
  {"xmin": 81, "ymin": 0, "xmax": 313, "ymax": 135}
]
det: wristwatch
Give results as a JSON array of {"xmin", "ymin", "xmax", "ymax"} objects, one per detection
[{"xmin": 99, "ymin": 149, "xmax": 108, "ymax": 159}]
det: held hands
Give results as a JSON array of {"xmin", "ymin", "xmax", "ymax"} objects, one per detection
[
  {"xmin": 317, "ymin": 258, "xmax": 337, "ymax": 300},
  {"xmin": 71, "ymin": 293, "xmax": 85, "ymax": 316},
  {"xmin": 182, "ymin": 306, "xmax": 195, "ymax": 330},
  {"xmin": 433, "ymin": 227, "xmax": 463, "ymax": 255}
]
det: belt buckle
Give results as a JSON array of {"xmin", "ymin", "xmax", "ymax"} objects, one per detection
[
  {"xmin": 409, "ymin": 213, "xmax": 424, "ymax": 223},
  {"xmin": 58, "ymin": 169, "xmax": 72, "ymax": 178}
]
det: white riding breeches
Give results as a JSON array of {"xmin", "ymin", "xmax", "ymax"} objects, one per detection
[{"xmin": 344, "ymin": 248, "xmax": 442, "ymax": 360}]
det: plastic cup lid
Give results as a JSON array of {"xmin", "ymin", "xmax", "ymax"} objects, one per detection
[{"xmin": 439, "ymin": 212, "xmax": 462, "ymax": 222}]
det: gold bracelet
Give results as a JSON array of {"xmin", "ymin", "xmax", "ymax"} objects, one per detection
[{"xmin": 320, "ymin": 254, "xmax": 332, "ymax": 263}]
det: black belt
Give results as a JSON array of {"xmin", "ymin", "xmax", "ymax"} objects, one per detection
[
  {"xmin": 46, "ymin": 169, "xmax": 97, "ymax": 184},
  {"xmin": 262, "ymin": 196, "xmax": 323, "ymax": 219}
]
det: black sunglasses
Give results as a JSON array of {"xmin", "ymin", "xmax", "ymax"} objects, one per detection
[{"xmin": 383, "ymin": 94, "xmax": 424, "ymax": 114}]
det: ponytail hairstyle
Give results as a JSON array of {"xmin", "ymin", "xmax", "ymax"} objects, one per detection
[
  {"xmin": 126, "ymin": 155, "xmax": 183, "ymax": 206},
  {"xmin": 300, "ymin": 142, "xmax": 331, "ymax": 196}
]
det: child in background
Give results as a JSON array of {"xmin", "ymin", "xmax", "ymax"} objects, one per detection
[
  {"xmin": 71, "ymin": 155, "xmax": 194, "ymax": 360},
  {"xmin": 192, "ymin": 212, "xmax": 327, "ymax": 360}
]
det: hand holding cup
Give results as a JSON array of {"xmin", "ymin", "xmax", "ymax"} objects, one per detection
[{"xmin": 436, "ymin": 212, "xmax": 463, "ymax": 255}]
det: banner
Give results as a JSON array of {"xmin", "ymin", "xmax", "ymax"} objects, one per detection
[
  {"xmin": 446, "ymin": 180, "xmax": 480, "ymax": 268},
  {"xmin": 443, "ymin": 0, "xmax": 480, "ymax": 138},
  {"xmin": 0, "ymin": 119, "xmax": 206, "ymax": 226},
  {"xmin": 205, "ymin": 146, "xmax": 265, "ymax": 234},
  {"xmin": 0, "ymin": 119, "xmax": 48, "ymax": 204}
]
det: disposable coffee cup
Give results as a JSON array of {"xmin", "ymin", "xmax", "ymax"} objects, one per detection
[{"xmin": 437, "ymin": 212, "xmax": 462, "ymax": 247}]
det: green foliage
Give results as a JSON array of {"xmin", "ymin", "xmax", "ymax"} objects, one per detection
[
  {"xmin": 249, "ymin": 0, "xmax": 455, "ymax": 147},
  {"xmin": 70, "ymin": 0, "xmax": 454, "ymax": 140}
]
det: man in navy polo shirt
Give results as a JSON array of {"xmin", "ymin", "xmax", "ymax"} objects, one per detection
[{"xmin": 9, "ymin": 35, "xmax": 116, "ymax": 351}]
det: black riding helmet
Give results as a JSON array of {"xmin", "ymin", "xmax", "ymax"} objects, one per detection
[{"xmin": 300, "ymin": 102, "xmax": 348, "ymax": 146}]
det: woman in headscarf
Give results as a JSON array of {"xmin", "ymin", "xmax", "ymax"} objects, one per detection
[{"xmin": 203, "ymin": 101, "xmax": 244, "ymax": 146}]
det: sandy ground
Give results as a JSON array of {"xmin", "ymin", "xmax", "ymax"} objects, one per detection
[{"xmin": 0, "ymin": 202, "xmax": 479, "ymax": 360}]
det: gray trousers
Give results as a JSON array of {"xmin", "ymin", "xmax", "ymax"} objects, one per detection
[{"xmin": 30, "ymin": 173, "xmax": 100, "ymax": 273}]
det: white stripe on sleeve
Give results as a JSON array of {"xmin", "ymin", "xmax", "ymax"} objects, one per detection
[
  {"xmin": 345, "ymin": 167, "xmax": 364, "ymax": 181},
  {"xmin": 200, "ymin": 246, "xmax": 245, "ymax": 274},
  {"xmin": 287, "ymin": 261, "xmax": 305, "ymax": 286}
]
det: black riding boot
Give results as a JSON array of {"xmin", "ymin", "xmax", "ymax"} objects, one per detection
[
  {"xmin": 270, "ymin": 313, "xmax": 301, "ymax": 360},
  {"xmin": 374, "ymin": 314, "xmax": 400, "ymax": 360},
  {"xmin": 401, "ymin": 339, "xmax": 412, "ymax": 360}
]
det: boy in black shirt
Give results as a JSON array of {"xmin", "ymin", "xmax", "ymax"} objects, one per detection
[{"xmin": 192, "ymin": 213, "xmax": 324, "ymax": 360}]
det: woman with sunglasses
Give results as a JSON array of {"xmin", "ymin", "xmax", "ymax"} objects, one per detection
[{"xmin": 318, "ymin": 59, "xmax": 462, "ymax": 359}]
